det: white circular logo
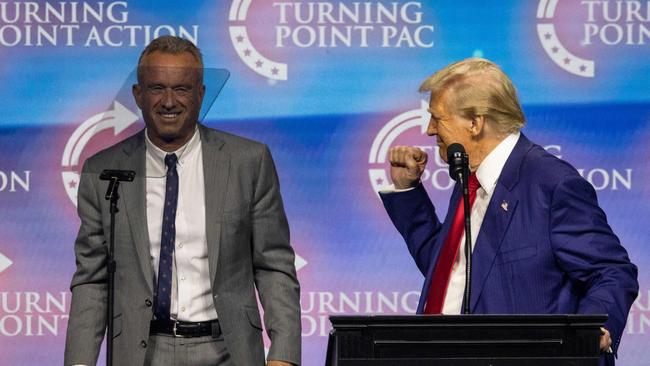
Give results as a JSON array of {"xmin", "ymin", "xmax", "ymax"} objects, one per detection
[
  {"xmin": 368, "ymin": 100, "xmax": 429, "ymax": 192},
  {"xmin": 60, "ymin": 101, "xmax": 139, "ymax": 206},
  {"xmin": 368, "ymin": 100, "xmax": 455, "ymax": 194},
  {"xmin": 228, "ymin": 0, "xmax": 288, "ymax": 81},
  {"xmin": 536, "ymin": 0, "xmax": 595, "ymax": 77}
]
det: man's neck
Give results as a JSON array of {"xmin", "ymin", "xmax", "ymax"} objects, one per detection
[{"xmin": 469, "ymin": 136, "xmax": 505, "ymax": 172}]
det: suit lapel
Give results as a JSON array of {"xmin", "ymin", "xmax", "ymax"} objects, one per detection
[
  {"xmin": 199, "ymin": 125, "xmax": 230, "ymax": 288},
  {"xmin": 470, "ymin": 134, "xmax": 533, "ymax": 310},
  {"xmin": 470, "ymin": 186, "xmax": 518, "ymax": 309},
  {"xmin": 120, "ymin": 131, "xmax": 155, "ymax": 293}
]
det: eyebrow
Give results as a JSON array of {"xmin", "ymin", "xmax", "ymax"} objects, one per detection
[{"xmin": 428, "ymin": 109, "xmax": 441, "ymax": 118}]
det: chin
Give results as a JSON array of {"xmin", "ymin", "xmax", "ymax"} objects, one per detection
[{"xmin": 156, "ymin": 126, "xmax": 180, "ymax": 137}]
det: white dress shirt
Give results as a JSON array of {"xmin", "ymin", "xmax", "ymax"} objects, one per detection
[
  {"xmin": 441, "ymin": 132, "xmax": 520, "ymax": 313},
  {"xmin": 381, "ymin": 132, "xmax": 521, "ymax": 313},
  {"xmin": 145, "ymin": 128, "xmax": 218, "ymax": 321}
]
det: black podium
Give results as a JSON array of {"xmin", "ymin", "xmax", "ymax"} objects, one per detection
[{"xmin": 326, "ymin": 315, "xmax": 607, "ymax": 366}]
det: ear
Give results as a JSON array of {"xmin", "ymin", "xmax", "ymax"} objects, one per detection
[
  {"xmin": 470, "ymin": 115, "xmax": 486, "ymax": 137},
  {"xmin": 199, "ymin": 84, "xmax": 206, "ymax": 102},
  {"xmin": 132, "ymin": 83, "xmax": 143, "ymax": 110}
]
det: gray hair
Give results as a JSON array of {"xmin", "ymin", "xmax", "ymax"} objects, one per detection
[{"xmin": 137, "ymin": 35, "xmax": 203, "ymax": 82}]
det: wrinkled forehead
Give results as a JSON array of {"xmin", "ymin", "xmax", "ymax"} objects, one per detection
[
  {"xmin": 428, "ymin": 88, "xmax": 455, "ymax": 115},
  {"xmin": 137, "ymin": 51, "xmax": 203, "ymax": 84},
  {"xmin": 137, "ymin": 65, "xmax": 203, "ymax": 85}
]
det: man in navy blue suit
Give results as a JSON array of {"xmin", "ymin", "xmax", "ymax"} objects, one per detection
[{"xmin": 380, "ymin": 58, "xmax": 638, "ymax": 363}]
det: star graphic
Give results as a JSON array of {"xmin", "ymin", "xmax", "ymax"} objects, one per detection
[
  {"xmin": 255, "ymin": 60, "xmax": 263, "ymax": 68},
  {"xmin": 376, "ymin": 178, "xmax": 384, "ymax": 185},
  {"xmin": 271, "ymin": 67, "xmax": 279, "ymax": 75},
  {"xmin": 68, "ymin": 180, "xmax": 77, "ymax": 189},
  {"xmin": 563, "ymin": 57, "xmax": 571, "ymax": 65},
  {"xmin": 236, "ymin": 35, "xmax": 245, "ymax": 43},
  {"xmin": 551, "ymin": 46, "xmax": 559, "ymax": 53},
  {"xmin": 580, "ymin": 65, "xmax": 587, "ymax": 72},
  {"xmin": 544, "ymin": 33, "xmax": 552, "ymax": 40},
  {"xmin": 244, "ymin": 49, "xmax": 251, "ymax": 57}
]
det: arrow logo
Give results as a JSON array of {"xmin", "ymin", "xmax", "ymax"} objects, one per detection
[
  {"xmin": 0, "ymin": 251, "xmax": 12, "ymax": 274},
  {"xmin": 295, "ymin": 253, "xmax": 307, "ymax": 271},
  {"xmin": 61, "ymin": 101, "xmax": 140, "ymax": 206}
]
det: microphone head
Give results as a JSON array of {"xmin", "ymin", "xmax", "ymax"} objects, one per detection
[
  {"xmin": 447, "ymin": 143, "xmax": 466, "ymax": 181},
  {"xmin": 447, "ymin": 143, "xmax": 465, "ymax": 159}
]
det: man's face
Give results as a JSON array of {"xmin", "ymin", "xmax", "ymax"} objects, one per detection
[
  {"xmin": 133, "ymin": 51, "xmax": 205, "ymax": 150},
  {"xmin": 426, "ymin": 93, "xmax": 474, "ymax": 163}
]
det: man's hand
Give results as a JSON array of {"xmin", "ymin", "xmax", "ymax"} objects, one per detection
[
  {"xmin": 389, "ymin": 146, "xmax": 428, "ymax": 189},
  {"xmin": 267, "ymin": 361, "xmax": 295, "ymax": 366},
  {"xmin": 600, "ymin": 327, "xmax": 612, "ymax": 352}
]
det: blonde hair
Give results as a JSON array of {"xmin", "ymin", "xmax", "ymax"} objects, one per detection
[{"xmin": 419, "ymin": 58, "xmax": 525, "ymax": 134}]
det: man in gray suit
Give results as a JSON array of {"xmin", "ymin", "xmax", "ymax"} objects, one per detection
[{"xmin": 64, "ymin": 36, "xmax": 301, "ymax": 366}]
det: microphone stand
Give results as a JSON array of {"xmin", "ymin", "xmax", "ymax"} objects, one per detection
[
  {"xmin": 99, "ymin": 169, "xmax": 134, "ymax": 366},
  {"xmin": 104, "ymin": 176, "xmax": 120, "ymax": 366},
  {"xmin": 460, "ymin": 153, "xmax": 472, "ymax": 315}
]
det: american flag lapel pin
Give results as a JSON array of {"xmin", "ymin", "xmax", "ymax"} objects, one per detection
[{"xmin": 501, "ymin": 201, "xmax": 508, "ymax": 212}]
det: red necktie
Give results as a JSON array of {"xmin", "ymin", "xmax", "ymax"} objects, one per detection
[{"xmin": 424, "ymin": 173, "xmax": 481, "ymax": 314}]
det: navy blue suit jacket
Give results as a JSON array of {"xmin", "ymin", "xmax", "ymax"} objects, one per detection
[{"xmin": 380, "ymin": 134, "xmax": 638, "ymax": 361}]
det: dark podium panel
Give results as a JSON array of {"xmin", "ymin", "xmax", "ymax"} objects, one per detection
[{"xmin": 326, "ymin": 315, "xmax": 607, "ymax": 366}]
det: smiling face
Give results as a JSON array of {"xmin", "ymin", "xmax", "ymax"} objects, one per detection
[
  {"xmin": 426, "ymin": 91, "xmax": 474, "ymax": 164},
  {"xmin": 133, "ymin": 51, "xmax": 205, "ymax": 151}
]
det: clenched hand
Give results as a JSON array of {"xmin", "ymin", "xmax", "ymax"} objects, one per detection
[{"xmin": 389, "ymin": 146, "xmax": 428, "ymax": 189}]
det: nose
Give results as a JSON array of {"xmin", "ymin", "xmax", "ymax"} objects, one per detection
[
  {"xmin": 426, "ymin": 117, "xmax": 437, "ymax": 136},
  {"xmin": 162, "ymin": 88, "xmax": 176, "ymax": 109}
]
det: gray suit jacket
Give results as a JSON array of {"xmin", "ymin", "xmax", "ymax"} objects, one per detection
[{"xmin": 64, "ymin": 124, "xmax": 301, "ymax": 365}]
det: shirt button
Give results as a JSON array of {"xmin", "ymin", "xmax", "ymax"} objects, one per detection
[
  {"xmin": 181, "ymin": 306, "xmax": 186, "ymax": 312},
  {"xmin": 181, "ymin": 276, "xmax": 186, "ymax": 281},
  {"xmin": 140, "ymin": 340, "xmax": 147, "ymax": 348},
  {"xmin": 178, "ymin": 243, "xmax": 183, "ymax": 248},
  {"xmin": 145, "ymin": 299, "xmax": 152, "ymax": 307}
]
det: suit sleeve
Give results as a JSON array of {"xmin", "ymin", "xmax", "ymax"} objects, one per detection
[
  {"xmin": 379, "ymin": 184, "xmax": 444, "ymax": 276},
  {"xmin": 550, "ymin": 174, "xmax": 638, "ymax": 354},
  {"xmin": 251, "ymin": 145, "xmax": 301, "ymax": 365},
  {"xmin": 64, "ymin": 159, "xmax": 108, "ymax": 366}
]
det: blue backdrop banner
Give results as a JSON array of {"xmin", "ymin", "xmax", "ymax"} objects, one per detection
[{"xmin": 1, "ymin": 1, "xmax": 649, "ymax": 365}]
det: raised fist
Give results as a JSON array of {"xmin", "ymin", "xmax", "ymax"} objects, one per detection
[{"xmin": 389, "ymin": 146, "xmax": 427, "ymax": 189}]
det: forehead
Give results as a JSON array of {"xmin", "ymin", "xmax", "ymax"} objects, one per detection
[
  {"xmin": 428, "ymin": 91, "xmax": 451, "ymax": 115},
  {"xmin": 138, "ymin": 51, "xmax": 202, "ymax": 83}
]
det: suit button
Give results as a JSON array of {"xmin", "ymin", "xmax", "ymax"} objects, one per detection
[
  {"xmin": 141, "ymin": 340, "xmax": 147, "ymax": 348},
  {"xmin": 145, "ymin": 299, "xmax": 152, "ymax": 307}
]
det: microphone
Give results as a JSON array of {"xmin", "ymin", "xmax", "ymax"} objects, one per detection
[
  {"xmin": 447, "ymin": 143, "xmax": 467, "ymax": 182},
  {"xmin": 100, "ymin": 170, "xmax": 136, "ymax": 182},
  {"xmin": 446, "ymin": 143, "xmax": 473, "ymax": 314}
]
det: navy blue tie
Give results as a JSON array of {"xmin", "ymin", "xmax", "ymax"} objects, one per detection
[{"xmin": 154, "ymin": 153, "xmax": 178, "ymax": 320}]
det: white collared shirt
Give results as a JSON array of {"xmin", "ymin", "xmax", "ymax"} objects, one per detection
[
  {"xmin": 441, "ymin": 132, "xmax": 520, "ymax": 314},
  {"xmin": 145, "ymin": 128, "xmax": 218, "ymax": 321}
]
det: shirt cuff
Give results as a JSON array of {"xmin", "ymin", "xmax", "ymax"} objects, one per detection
[{"xmin": 379, "ymin": 183, "xmax": 418, "ymax": 194}]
